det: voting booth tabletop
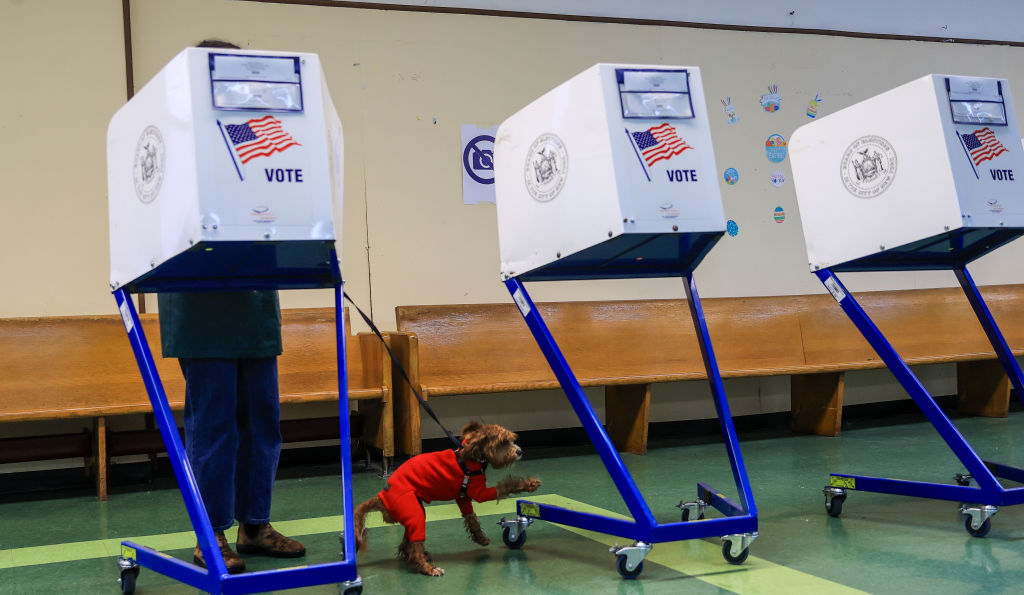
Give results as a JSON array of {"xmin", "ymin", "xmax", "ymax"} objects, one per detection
[{"xmin": 4, "ymin": 410, "xmax": 1024, "ymax": 594}]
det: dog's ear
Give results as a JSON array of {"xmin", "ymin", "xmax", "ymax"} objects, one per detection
[{"xmin": 461, "ymin": 421, "xmax": 483, "ymax": 437}]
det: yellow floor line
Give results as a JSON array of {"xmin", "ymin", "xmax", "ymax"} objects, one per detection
[{"xmin": 1, "ymin": 494, "xmax": 864, "ymax": 593}]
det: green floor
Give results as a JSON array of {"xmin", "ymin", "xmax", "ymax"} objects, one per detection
[{"xmin": 3, "ymin": 412, "xmax": 1023, "ymax": 594}]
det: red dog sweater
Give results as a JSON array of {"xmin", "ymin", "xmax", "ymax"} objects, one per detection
[{"xmin": 378, "ymin": 449, "xmax": 496, "ymax": 543}]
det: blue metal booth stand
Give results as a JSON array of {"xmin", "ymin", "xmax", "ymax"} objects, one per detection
[
  {"xmin": 111, "ymin": 245, "xmax": 362, "ymax": 594},
  {"xmin": 816, "ymin": 240, "xmax": 1024, "ymax": 537},
  {"xmin": 495, "ymin": 234, "xmax": 759, "ymax": 579}
]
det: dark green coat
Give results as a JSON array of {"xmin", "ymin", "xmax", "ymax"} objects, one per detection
[{"xmin": 158, "ymin": 291, "xmax": 282, "ymax": 359}]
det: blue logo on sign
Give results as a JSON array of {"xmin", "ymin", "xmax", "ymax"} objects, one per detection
[{"xmin": 463, "ymin": 134, "xmax": 495, "ymax": 185}]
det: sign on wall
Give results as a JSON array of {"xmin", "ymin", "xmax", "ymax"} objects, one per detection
[{"xmin": 462, "ymin": 124, "xmax": 497, "ymax": 204}]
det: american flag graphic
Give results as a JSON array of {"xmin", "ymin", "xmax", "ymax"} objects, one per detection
[
  {"xmin": 961, "ymin": 127, "xmax": 1007, "ymax": 166},
  {"xmin": 224, "ymin": 116, "xmax": 301, "ymax": 164},
  {"xmin": 631, "ymin": 124, "xmax": 692, "ymax": 167}
]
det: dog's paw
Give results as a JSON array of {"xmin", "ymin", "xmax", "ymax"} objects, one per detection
[
  {"xmin": 427, "ymin": 565, "xmax": 445, "ymax": 577},
  {"xmin": 524, "ymin": 477, "xmax": 542, "ymax": 492},
  {"xmin": 473, "ymin": 535, "xmax": 491, "ymax": 546}
]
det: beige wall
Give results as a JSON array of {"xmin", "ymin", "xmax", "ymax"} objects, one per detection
[
  {"xmin": 1, "ymin": 0, "xmax": 126, "ymax": 317},
  {"xmin": 3, "ymin": 1, "xmax": 1024, "ymax": 443}
]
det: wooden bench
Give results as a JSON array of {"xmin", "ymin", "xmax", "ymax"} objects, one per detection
[
  {"xmin": 0, "ymin": 307, "xmax": 392, "ymax": 500},
  {"xmin": 392, "ymin": 285, "xmax": 1024, "ymax": 456}
]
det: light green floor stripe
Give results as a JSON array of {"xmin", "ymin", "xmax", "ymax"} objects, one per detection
[
  {"xmin": 1, "ymin": 494, "xmax": 862, "ymax": 594},
  {"xmin": 0, "ymin": 496, "xmax": 528, "ymax": 570},
  {"xmin": 541, "ymin": 495, "xmax": 867, "ymax": 595}
]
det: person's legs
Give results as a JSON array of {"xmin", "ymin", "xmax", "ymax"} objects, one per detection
[
  {"xmin": 234, "ymin": 356, "xmax": 282, "ymax": 525},
  {"xmin": 182, "ymin": 358, "xmax": 240, "ymax": 531},
  {"xmin": 181, "ymin": 358, "xmax": 246, "ymax": 573},
  {"xmin": 234, "ymin": 357, "xmax": 305, "ymax": 557}
]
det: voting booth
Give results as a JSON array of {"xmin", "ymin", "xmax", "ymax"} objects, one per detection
[
  {"xmin": 496, "ymin": 64, "xmax": 725, "ymax": 281},
  {"xmin": 790, "ymin": 74, "xmax": 1024, "ymax": 537},
  {"xmin": 493, "ymin": 64, "xmax": 757, "ymax": 578},
  {"xmin": 107, "ymin": 47, "xmax": 361, "ymax": 594}
]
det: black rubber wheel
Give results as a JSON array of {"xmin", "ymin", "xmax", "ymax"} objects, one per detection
[
  {"xmin": 119, "ymin": 568, "xmax": 138, "ymax": 594},
  {"xmin": 826, "ymin": 495, "xmax": 846, "ymax": 518},
  {"xmin": 721, "ymin": 541, "xmax": 750, "ymax": 565},
  {"xmin": 342, "ymin": 587, "xmax": 363, "ymax": 595},
  {"xmin": 964, "ymin": 516, "xmax": 991, "ymax": 538},
  {"xmin": 616, "ymin": 554, "xmax": 643, "ymax": 579},
  {"xmin": 502, "ymin": 526, "xmax": 527, "ymax": 549},
  {"xmin": 681, "ymin": 508, "xmax": 705, "ymax": 522}
]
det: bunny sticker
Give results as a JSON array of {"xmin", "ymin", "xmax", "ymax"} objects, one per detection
[{"xmin": 721, "ymin": 96, "xmax": 740, "ymax": 124}]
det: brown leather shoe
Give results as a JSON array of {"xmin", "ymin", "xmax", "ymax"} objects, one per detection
[
  {"xmin": 193, "ymin": 531, "xmax": 246, "ymax": 574},
  {"xmin": 236, "ymin": 522, "xmax": 306, "ymax": 558}
]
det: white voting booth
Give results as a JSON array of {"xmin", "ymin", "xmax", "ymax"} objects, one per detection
[
  {"xmin": 108, "ymin": 48, "xmax": 343, "ymax": 293},
  {"xmin": 791, "ymin": 74, "xmax": 1024, "ymax": 272},
  {"xmin": 492, "ymin": 64, "xmax": 758, "ymax": 578},
  {"xmin": 106, "ymin": 48, "xmax": 361, "ymax": 594},
  {"xmin": 496, "ymin": 63, "xmax": 725, "ymax": 281},
  {"xmin": 789, "ymin": 74, "xmax": 1024, "ymax": 537}
]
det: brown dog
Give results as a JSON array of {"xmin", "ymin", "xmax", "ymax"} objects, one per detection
[{"xmin": 353, "ymin": 421, "xmax": 541, "ymax": 576}]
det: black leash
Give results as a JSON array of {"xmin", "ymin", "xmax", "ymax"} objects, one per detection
[{"xmin": 343, "ymin": 292, "xmax": 462, "ymax": 449}]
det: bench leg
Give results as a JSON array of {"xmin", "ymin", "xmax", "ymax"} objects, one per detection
[
  {"xmin": 389, "ymin": 333, "xmax": 422, "ymax": 457},
  {"xmin": 605, "ymin": 384, "xmax": 651, "ymax": 455},
  {"xmin": 957, "ymin": 360, "xmax": 1010, "ymax": 418},
  {"xmin": 93, "ymin": 416, "xmax": 108, "ymax": 501},
  {"xmin": 791, "ymin": 372, "xmax": 845, "ymax": 437}
]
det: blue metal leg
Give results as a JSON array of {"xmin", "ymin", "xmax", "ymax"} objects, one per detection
[
  {"xmin": 335, "ymin": 282, "xmax": 358, "ymax": 568},
  {"xmin": 114, "ymin": 290, "xmax": 223, "ymax": 592},
  {"xmin": 506, "ymin": 278, "xmax": 657, "ymax": 536},
  {"xmin": 814, "ymin": 269, "xmax": 1006, "ymax": 501},
  {"xmin": 683, "ymin": 275, "xmax": 757, "ymax": 518},
  {"xmin": 504, "ymin": 277, "xmax": 757, "ymax": 547},
  {"xmin": 955, "ymin": 267, "xmax": 1024, "ymax": 407}
]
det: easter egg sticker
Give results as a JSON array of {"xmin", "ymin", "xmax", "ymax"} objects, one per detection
[
  {"xmin": 770, "ymin": 170, "xmax": 786, "ymax": 187},
  {"xmin": 726, "ymin": 219, "xmax": 739, "ymax": 237},
  {"xmin": 765, "ymin": 134, "xmax": 788, "ymax": 163},
  {"xmin": 724, "ymin": 167, "xmax": 739, "ymax": 185},
  {"xmin": 807, "ymin": 93, "xmax": 823, "ymax": 119},
  {"xmin": 760, "ymin": 84, "xmax": 781, "ymax": 112},
  {"xmin": 774, "ymin": 206, "xmax": 786, "ymax": 223}
]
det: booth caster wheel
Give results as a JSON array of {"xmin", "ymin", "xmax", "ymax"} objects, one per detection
[
  {"xmin": 825, "ymin": 494, "xmax": 846, "ymax": 518},
  {"xmin": 964, "ymin": 515, "xmax": 992, "ymax": 538},
  {"xmin": 502, "ymin": 526, "xmax": 527, "ymax": 549},
  {"xmin": 678, "ymin": 499, "xmax": 706, "ymax": 522},
  {"xmin": 823, "ymin": 486, "xmax": 847, "ymax": 518},
  {"xmin": 339, "ymin": 576, "xmax": 363, "ymax": 595},
  {"xmin": 959, "ymin": 504, "xmax": 997, "ymax": 538},
  {"xmin": 498, "ymin": 516, "xmax": 532, "ymax": 550},
  {"xmin": 119, "ymin": 567, "xmax": 139, "ymax": 594},
  {"xmin": 681, "ymin": 508, "xmax": 705, "ymax": 522},
  {"xmin": 616, "ymin": 554, "xmax": 643, "ymax": 579},
  {"xmin": 610, "ymin": 541, "xmax": 651, "ymax": 580},
  {"xmin": 721, "ymin": 541, "xmax": 749, "ymax": 565},
  {"xmin": 721, "ymin": 533, "xmax": 756, "ymax": 565}
]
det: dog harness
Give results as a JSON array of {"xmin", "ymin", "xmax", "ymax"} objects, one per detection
[{"xmin": 456, "ymin": 449, "xmax": 488, "ymax": 499}]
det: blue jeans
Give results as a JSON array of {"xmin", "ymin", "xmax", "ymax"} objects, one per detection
[{"xmin": 180, "ymin": 358, "xmax": 282, "ymax": 531}]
